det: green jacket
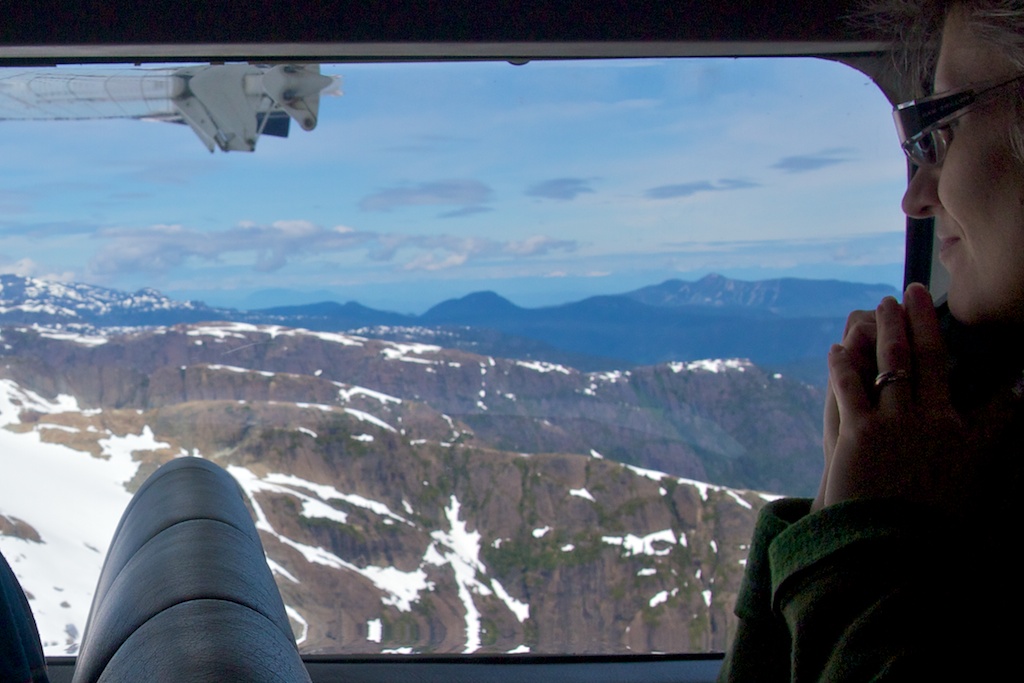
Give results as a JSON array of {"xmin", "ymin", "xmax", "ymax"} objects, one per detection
[{"xmin": 718, "ymin": 497, "xmax": 1004, "ymax": 681}]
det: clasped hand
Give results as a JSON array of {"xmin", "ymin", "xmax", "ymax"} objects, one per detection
[{"xmin": 812, "ymin": 283, "xmax": 1000, "ymax": 512}]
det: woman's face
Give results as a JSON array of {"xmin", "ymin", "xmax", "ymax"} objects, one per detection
[{"xmin": 902, "ymin": 7, "xmax": 1024, "ymax": 325}]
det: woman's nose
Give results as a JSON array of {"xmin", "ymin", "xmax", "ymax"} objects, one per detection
[{"xmin": 901, "ymin": 164, "xmax": 941, "ymax": 218}]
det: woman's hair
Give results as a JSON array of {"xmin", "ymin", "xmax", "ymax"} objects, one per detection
[
  {"xmin": 860, "ymin": 0, "xmax": 950, "ymax": 94},
  {"xmin": 865, "ymin": 0, "xmax": 1024, "ymax": 157}
]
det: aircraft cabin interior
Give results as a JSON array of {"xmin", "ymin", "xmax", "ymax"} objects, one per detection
[{"xmin": 0, "ymin": 1, "xmax": 938, "ymax": 681}]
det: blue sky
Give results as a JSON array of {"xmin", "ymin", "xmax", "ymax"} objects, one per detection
[{"xmin": 0, "ymin": 57, "xmax": 907, "ymax": 313}]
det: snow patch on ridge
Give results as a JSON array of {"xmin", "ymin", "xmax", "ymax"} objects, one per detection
[
  {"xmin": 602, "ymin": 529, "xmax": 679, "ymax": 557},
  {"xmin": 569, "ymin": 488, "xmax": 596, "ymax": 502},
  {"xmin": 726, "ymin": 490, "xmax": 753, "ymax": 510},
  {"xmin": 229, "ymin": 466, "xmax": 431, "ymax": 613},
  {"xmin": 515, "ymin": 360, "xmax": 572, "ymax": 375},
  {"xmin": 426, "ymin": 496, "xmax": 486, "ymax": 653},
  {"xmin": 286, "ymin": 606, "xmax": 309, "ymax": 645},
  {"xmin": 205, "ymin": 364, "xmax": 274, "ymax": 377},
  {"xmin": 186, "ymin": 322, "xmax": 364, "ymax": 347},
  {"xmin": 626, "ymin": 464, "xmax": 668, "ymax": 482},
  {"xmin": 425, "ymin": 496, "xmax": 530, "ymax": 653},
  {"xmin": 268, "ymin": 558, "xmax": 299, "ymax": 584},
  {"xmin": 0, "ymin": 380, "xmax": 79, "ymax": 427},
  {"xmin": 97, "ymin": 426, "xmax": 169, "ymax": 461},
  {"xmin": 0, "ymin": 380, "xmax": 143, "ymax": 655},
  {"xmin": 337, "ymin": 385, "xmax": 402, "ymax": 405},
  {"xmin": 668, "ymin": 358, "xmax": 751, "ymax": 374},
  {"xmin": 379, "ymin": 342, "xmax": 442, "ymax": 365},
  {"xmin": 367, "ymin": 618, "xmax": 383, "ymax": 643},
  {"xmin": 344, "ymin": 408, "xmax": 397, "ymax": 433},
  {"xmin": 262, "ymin": 472, "xmax": 410, "ymax": 525},
  {"xmin": 32, "ymin": 327, "xmax": 109, "ymax": 346}
]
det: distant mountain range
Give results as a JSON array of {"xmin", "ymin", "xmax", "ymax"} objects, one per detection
[
  {"xmin": 623, "ymin": 274, "xmax": 897, "ymax": 317},
  {"xmin": 0, "ymin": 273, "xmax": 898, "ymax": 382},
  {"xmin": 0, "ymin": 275, "xmax": 216, "ymax": 325}
]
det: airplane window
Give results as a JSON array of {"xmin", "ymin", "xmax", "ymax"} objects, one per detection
[{"xmin": 0, "ymin": 57, "xmax": 904, "ymax": 656}]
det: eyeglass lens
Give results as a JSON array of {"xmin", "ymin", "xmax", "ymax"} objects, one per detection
[{"xmin": 906, "ymin": 129, "xmax": 945, "ymax": 166}]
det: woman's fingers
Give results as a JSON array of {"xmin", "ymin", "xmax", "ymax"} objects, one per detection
[
  {"xmin": 823, "ymin": 344, "xmax": 876, "ymax": 505},
  {"xmin": 817, "ymin": 290, "xmax": 980, "ymax": 511},
  {"xmin": 817, "ymin": 378, "xmax": 839, "ymax": 513},
  {"xmin": 842, "ymin": 310, "xmax": 877, "ymax": 355},
  {"xmin": 841, "ymin": 310, "xmax": 878, "ymax": 391},
  {"xmin": 828, "ymin": 343, "xmax": 871, "ymax": 419},
  {"xmin": 842, "ymin": 308, "xmax": 875, "ymax": 338},
  {"xmin": 818, "ymin": 311, "xmax": 875, "ymax": 513},
  {"xmin": 903, "ymin": 283, "xmax": 949, "ymax": 402},
  {"xmin": 824, "ymin": 377, "xmax": 839, "ymax": 453},
  {"xmin": 874, "ymin": 296, "xmax": 913, "ymax": 410}
]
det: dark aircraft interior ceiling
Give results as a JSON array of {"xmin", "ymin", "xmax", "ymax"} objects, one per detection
[{"xmin": 3, "ymin": 1, "xmax": 885, "ymax": 62}]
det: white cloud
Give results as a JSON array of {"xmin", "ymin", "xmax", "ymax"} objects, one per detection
[
  {"xmin": 0, "ymin": 257, "xmax": 74, "ymax": 281},
  {"xmin": 86, "ymin": 221, "xmax": 578, "ymax": 278}
]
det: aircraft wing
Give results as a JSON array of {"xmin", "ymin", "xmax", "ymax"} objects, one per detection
[{"xmin": 0, "ymin": 64, "xmax": 336, "ymax": 152}]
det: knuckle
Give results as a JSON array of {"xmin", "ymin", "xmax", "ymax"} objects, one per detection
[
  {"xmin": 879, "ymin": 338, "xmax": 910, "ymax": 365},
  {"xmin": 845, "ymin": 318, "xmax": 876, "ymax": 340},
  {"xmin": 843, "ymin": 325, "xmax": 878, "ymax": 353},
  {"xmin": 844, "ymin": 309, "xmax": 875, "ymax": 334}
]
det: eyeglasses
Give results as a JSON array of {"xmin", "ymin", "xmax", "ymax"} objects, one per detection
[{"xmin": 893, "ymin": 73, "xmax": 1024, "ymax": 166}]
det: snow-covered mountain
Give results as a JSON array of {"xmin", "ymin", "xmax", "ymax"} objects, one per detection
[
  {"xmin": 0, "ymin": 321, "xmax": 811, "ymax": 656},
  {"xmin": 0, "ymin": 274, "xmax": 219, "ymax": 326}
]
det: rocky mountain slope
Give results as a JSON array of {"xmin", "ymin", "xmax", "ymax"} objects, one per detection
[
  {"xmin": 0, "ymin": 321, "xmax": 811, "ymax": 656},
  {"xmin": 1, "ymin": 322, "xmax": 822, "ymax": 494}
]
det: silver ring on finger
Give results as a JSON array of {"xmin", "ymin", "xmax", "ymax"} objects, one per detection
[{"xmin": 874, "ymin": 369, "xmax": 911, "ymax": 389}]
